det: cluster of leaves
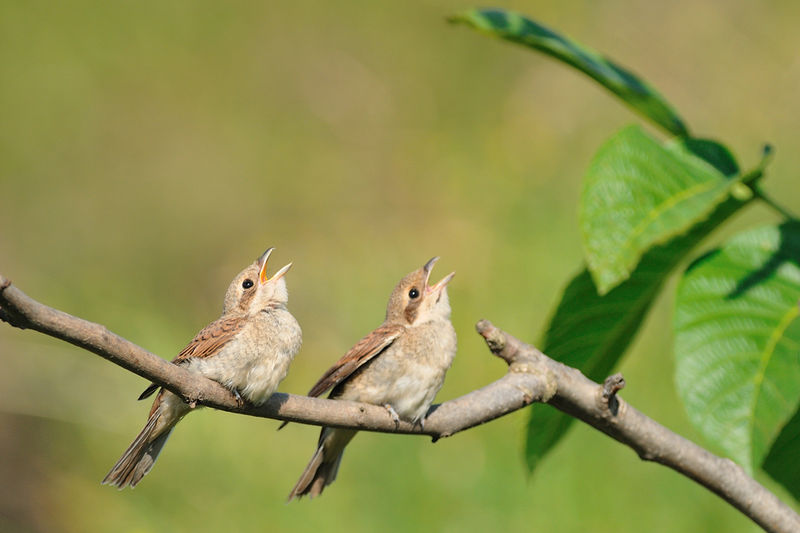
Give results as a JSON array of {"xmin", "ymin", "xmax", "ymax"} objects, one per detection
[{"xmin": 451, "ymin": 8, "xmax": 800, "ymax": 499}]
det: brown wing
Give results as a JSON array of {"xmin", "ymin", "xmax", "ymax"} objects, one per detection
[
  {"xmin": 173, "ymin": 316, "xmax": 245, "ymax": 363},
  {"xmin": 306, "ymin": 323, "xmax": 405, "ymax": 398},
  {"xmin": 137, "ymin": 316, "xmax": 245, "ymax": 400}
]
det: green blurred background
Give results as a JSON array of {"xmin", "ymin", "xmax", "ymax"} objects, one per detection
[{"xmin": 2, "ymin": 1, "xmax": 799, "ymax": 532}]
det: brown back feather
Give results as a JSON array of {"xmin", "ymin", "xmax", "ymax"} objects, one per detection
[
  {"xmin": 137, "ymin": 316, "xmax": 245, "ymax": 399},
  {"xmin": 173, "ymin": 316, "xmax": 245, "ymax": 363},
  {"xmin": 306, "ymin": 323, "xmax": 405, "ymax": 398}
]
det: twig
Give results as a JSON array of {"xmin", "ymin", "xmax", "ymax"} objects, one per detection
[
  {"xmin": 0, "ymin": 275, "xmax": 552, "ymax": 437},
  {"xmin": 475, "ymin": 321, "xmax": 800, "ymax": 533},
  {"xmin": 2, "ymin": 274, "xmax": 798, "ymax": 532},
  {"xmin": 753, "ymin": 185, "xmax": 796, "ymax": 220}
]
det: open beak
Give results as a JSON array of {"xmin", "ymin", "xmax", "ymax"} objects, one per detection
[
  {"xmin": 257, "ymin": 247, "xmax": 293, "ymax": 285},
  {"xmin": 427, "ymin": 271, "xmax": 455, "ymax": 295},
  {"xmin": 423, "ymin": 256, "xmax": 439, "ymax": 286},
  {"xmin": 422, "ymin": 256, "xmax": 454, "ymax": 296},
  {"xmin": 268, "ymin": 262, "xmax": 293, "ymax": 283},
  {"xmin": 258, "ymin": 248, "xmax": 274, "ymax": 284}
]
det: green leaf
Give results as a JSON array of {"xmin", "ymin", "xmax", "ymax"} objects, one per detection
[
  {"xmin": 681, "ymin": 138, "xmax": 739, "ymax": 177},
  {"xmin": 526, "ymin": 170, "xmax": 754, "ymax": 473},
  {"xmin": 526, "ymin": 265, "xmax": 660, "ymax": 471},
  {"xmin": 762, "ymin": 405, "xmax": 800, "ymax": 501},
  {"xmin": 674, "ymin": 222, "xmax": 800, "ymax": 472},
  {"xmin": 581, "ymin": 126, "xmax": 738, "ymax": 295},
  {"xmin": 449, "ymin": 8, "xmax": 688, "ymax": 136}
]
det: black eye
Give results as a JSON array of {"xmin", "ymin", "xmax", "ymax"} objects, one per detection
[
  {"xmin": 408, "ymin": 288, "xmax": 419, "ymax": 299},
  {"xmin": 242, "ymin": 279, "xmax": 254, "ymax": 289}
]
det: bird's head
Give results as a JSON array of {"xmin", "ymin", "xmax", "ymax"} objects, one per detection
[
  {"xmin": 385, "ymin": 257, "xmax": 455, "ymax": 325},
  {"xmin": 223, "ymin": 247, "xmax": 292, "ymax": 315}
]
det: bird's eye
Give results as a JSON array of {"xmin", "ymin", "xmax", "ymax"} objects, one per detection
[
  {"xmin": 242, "ymin": 279, "xmax": 254, "ymax": 289},
  {"xmin": 408, "ymin": 288, "xmax": 419, "ymax": 299}
]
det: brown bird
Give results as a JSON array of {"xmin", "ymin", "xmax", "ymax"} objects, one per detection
[
  {"xmin": 103, "ymin": 247, "xmax": 302, "ymax": 489},
  {"xmin": 288, "ymin": 257, "xmax": 456, "ymax": 501}
]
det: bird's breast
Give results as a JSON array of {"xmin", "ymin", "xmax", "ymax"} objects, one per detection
[
  {"xmin": 187, "ymin": 309, "xmax": 301, "ymax": 405},
  {"xmin": 337, "ymin": 319, "xmax": 456, "ymax": 422}
]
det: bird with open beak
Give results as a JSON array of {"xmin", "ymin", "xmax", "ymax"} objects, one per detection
[
  {"xmin": 288, "ymin": 257, "xmax": 456, "ymax": 501},
  {"xmin": 103, "ymin": 247, "xmax": 301, "ymax": 489}
]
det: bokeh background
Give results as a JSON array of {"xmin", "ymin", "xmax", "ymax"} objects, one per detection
[{"xmin": 2, "ymin": 1, "xmax": 799, "ymax": 532}]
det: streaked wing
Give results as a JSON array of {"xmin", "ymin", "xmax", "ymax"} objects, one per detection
[
  {"xmin": 173, "ymin": 316, "xmax": 245, "ymax": 362},
  {"xmin": 306, "ymin": 323, "xmax": 405, "ymax": 398},
  {"xmin": 137, "ymin": 316, "xmax": 244, "ymax": 400}
]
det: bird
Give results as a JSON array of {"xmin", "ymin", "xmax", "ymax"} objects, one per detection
[
  {"xmin": 287, "ymin": 257, "xmax": 456, "ymax": 501},
  {"xmin": 103, "ymin": 247, "xmax": 302, "ymax": 489}
]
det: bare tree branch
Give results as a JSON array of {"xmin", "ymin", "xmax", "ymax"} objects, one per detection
[
  {"xmin": 474, "ymin": 320, "xmax": 800, "ymax": 533},
  {"xmin": 2, "ymin": 273, "xmax": 798, "ymax": 532}
]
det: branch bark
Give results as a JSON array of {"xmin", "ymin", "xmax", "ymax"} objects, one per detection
[{"xmin": 2, "ymin": 273, "xmax": 798, "ymax": 532}]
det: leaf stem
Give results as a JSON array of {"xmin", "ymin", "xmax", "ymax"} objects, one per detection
[{"xmin": 753, "ymin": 185, "xmax": 797, "ymax": 220}]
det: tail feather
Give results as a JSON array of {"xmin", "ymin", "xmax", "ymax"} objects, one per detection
[
  {"xmin": 288, "ymin": 442, "xmax": 326, "ymax": 500},
  {"xmin": 138, "ymin": 382, "xmax": 159, "ymax": 401},
  {"xmin": 287, "ymin": 428, "xmax": 355, "ymax": 501},
  {"xmin": 102, "ymin": 407, "xmax": 174, "ymax": 489}
]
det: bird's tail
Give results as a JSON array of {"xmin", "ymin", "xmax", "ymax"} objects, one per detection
[
  {"xmin": 102, "ymin": 399, "xmax": 177, "ymax": 489},
  {"xmin": 287, "ymin": 428, "xmax": 356, "ymax": 501}
]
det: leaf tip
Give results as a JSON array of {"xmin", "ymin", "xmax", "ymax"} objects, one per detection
[
  {"xmin": 446, "ymin": 9, "xmax": 481, "ymax": 28},
  {"xmin": 445, "ymin": 13, "xmax": 466, "ymax": 26},
  {"xmin": 586, "ymin": 261, "xmax": 626, "ymax": 296}
]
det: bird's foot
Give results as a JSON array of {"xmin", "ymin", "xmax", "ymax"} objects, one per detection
[
  {"xmin": 232, "ymin": 389, "xmax": 245, "ymax": 408},
  {"xmin": 384, "ymin": 404, "xmax": 401, "ymax": 429}
]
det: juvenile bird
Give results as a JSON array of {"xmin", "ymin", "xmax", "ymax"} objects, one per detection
[
  {"xmin": 288, "ymin": 257, "xmax": 456, "ymax": 501},
  {"xmin": 103, "ymin": 247, "xmax": 302, "ymax": 489}
]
